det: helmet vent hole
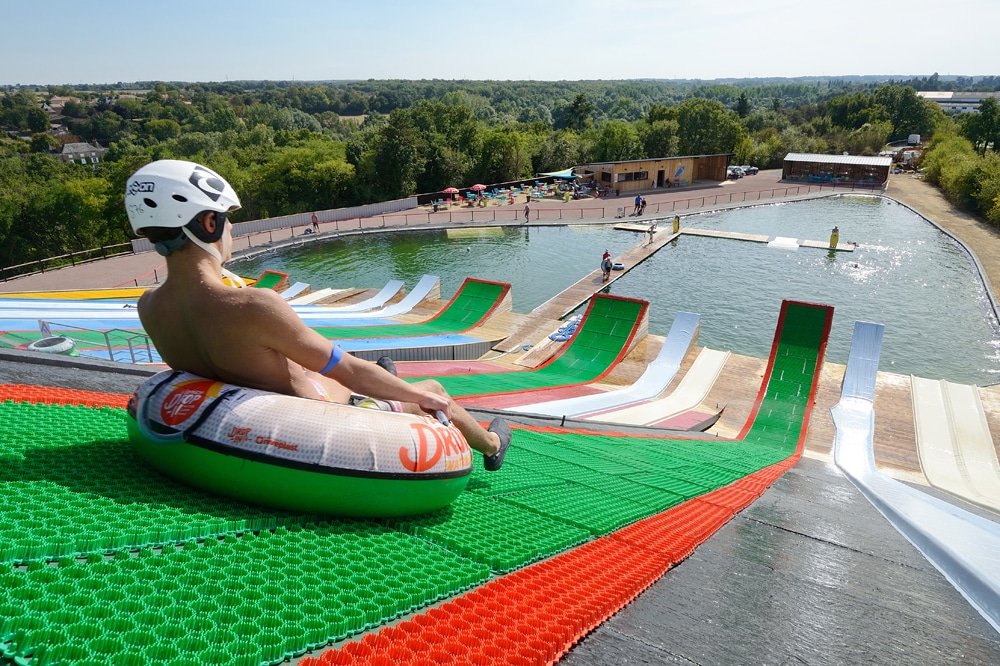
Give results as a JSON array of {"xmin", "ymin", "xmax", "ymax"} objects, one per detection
[
  {"xmin": 172, "ymin": 194, "xmax": 188, "ymax": 202},
  {"xmin": 143, "ymin": 198, "xmax": 158, "ymax": 208}
]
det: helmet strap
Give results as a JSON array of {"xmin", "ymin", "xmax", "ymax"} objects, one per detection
[
  {"xmin": 182, "ymin": 226, "xmax": 224, "ymax": 264},
  {"xmin": 179, "ymin": 226, "xmax": 246, "ymax": 288}
]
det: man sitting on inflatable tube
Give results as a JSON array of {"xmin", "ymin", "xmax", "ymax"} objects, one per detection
[{"xmin": 125, "ymin": 159, "xmax": 511, "ymax": 471}]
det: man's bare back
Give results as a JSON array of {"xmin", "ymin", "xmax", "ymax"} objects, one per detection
[{"xmin": 138, "ymin": 277, "xmax": 347, "ymax": 402}]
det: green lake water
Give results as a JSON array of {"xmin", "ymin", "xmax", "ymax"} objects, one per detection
[{"xmin": 232, "ymin": 196, "xmax": 1000, "ymax": 385}]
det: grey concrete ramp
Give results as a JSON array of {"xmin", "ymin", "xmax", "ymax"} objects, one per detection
[{"xmin": 562, "ymin": 455, "xmax": 1000, "ymax": 665}]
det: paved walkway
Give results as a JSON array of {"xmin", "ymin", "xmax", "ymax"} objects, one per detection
[{"xmin": 2, "ymin": 170, "xmax": 996, "ymax": 307}]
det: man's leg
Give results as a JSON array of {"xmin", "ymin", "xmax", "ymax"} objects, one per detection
[{"xmin": 403, "ymin": 380, "xmax": 511, "ymax": 470}]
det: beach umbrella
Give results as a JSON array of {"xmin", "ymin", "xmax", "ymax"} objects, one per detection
[
  {"xmin": 470, "ymin": 184, "xmax": 486, "ymax": 192},
  {"xmin": 443, "ymin": 187, "xmax": 459, "ymax": 194}
]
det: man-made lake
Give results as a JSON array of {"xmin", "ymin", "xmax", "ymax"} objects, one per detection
[{"xmin": 233, "ymin": 196, "xmax": 1000, "ymax": 385}]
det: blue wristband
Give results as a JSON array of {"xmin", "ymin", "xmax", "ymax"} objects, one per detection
[{"xmin": 319, "ymin": 345, "xmax": 343, "ymax": 374}]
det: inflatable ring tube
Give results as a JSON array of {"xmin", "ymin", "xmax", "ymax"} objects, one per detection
[
  {"xmin": 27, "ymin": 336, "xmax": 76, "ymax": 354},
  {"xmin": 127, "ymin": 371, "xmax": 473, "ymax": 517},
  {"xmin": 612, "ymin": 262, "xmax": 625, "ymax": 271}
]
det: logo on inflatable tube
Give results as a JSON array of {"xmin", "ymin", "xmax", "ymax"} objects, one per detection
[
  {"xmin": 160, "ymin": 379, "xmax": 225, "ymax": 427},
  {"xmin": 401, "ymin": 418, "xmax": 472, "ymax": 473}
]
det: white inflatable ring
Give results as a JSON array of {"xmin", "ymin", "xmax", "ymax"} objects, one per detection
[
  {"xmin": 128, "ymin": 371, "xmax": 473, "ymax": 517},
  {"xmin": 27, "ymin": 336, "xmax": 76, "ymax": 354}
]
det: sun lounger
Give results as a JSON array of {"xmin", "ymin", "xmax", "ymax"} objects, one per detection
[{"xmin": 508, "ymin": 311, "xmax": 700, "ymax": 418}]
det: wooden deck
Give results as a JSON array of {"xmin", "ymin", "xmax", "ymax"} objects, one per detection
[
  {"xmin": 673, "ymin": 226, "xmax": 856, "ymax": 252},
  {"xmin": 525, "ymin": 229, "xmax": 682, "ymax": 323}
]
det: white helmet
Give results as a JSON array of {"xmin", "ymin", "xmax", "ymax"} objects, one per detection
[{"xmin": 125, "ymin": 159, "xmax": 241, "ymax": 235}]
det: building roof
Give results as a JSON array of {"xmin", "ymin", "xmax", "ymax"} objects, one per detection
[
  {"xmin": 60, "ymin": 142, "xmax": 104, "ymax": 154},
  {"xmin": 784, "ymin": 153, "xmax": 891, "ymax": 167},
  {"xmin": 579, "ymin": 154, "xmax": 733, "ymax": 167},
  {"xmin": 917, "ymin": 91, "xmax": 1000, "ymax": 103}
]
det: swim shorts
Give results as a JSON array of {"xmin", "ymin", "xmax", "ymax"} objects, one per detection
[{"xmin": 349, "ymin": 395, "xmax": 403, "ymax": 413}]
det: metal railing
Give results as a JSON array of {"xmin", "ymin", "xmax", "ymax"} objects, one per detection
[
  {"xmin": 5, "ymin": 180, "xmax": 885, "ymax": 283},
  {"xmin": 39, "ymin": 320, "xmax": 157, "ymax": 365},
  {"xmin": 353, "ymin": 181, "xmax": 885, "ymax": 226},
  {"xmin": 1, "ymin": 243, "xmax": 134, "ymax": 282}
]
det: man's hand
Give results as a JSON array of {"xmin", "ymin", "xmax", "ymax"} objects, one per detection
[{"xmin": 414, "ymin": 390, "xmax": 451, "ymax": 421}]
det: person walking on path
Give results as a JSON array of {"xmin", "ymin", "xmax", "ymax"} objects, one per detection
[
  {"xmin": 523, "ymin": 203, "xmax": 530, "ymax": 223},
  {"xmin": 125, "ymin": 159, "xmax": 512, "ymax": 472},
  {"xmin": 647, "ymin": 223, "xmax": 656, "ymax": 246},
  {"xmin": 601, "ymin": 256, "xmax": 613, "ymax": 282}
]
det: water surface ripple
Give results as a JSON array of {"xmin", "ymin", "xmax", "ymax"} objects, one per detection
[{"xmin": 233, "ymin": 196, "xmax": 1000, "ymax": 385}]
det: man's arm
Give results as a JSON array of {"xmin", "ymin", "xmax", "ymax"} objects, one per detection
[{"xmin": 248, "ymin": 290, "xmax": 452, "ymax": 417}]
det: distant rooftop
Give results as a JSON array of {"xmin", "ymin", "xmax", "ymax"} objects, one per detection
[{"xmin": 784, "ymin": 153, "xmax": 891, "ymax": 167}]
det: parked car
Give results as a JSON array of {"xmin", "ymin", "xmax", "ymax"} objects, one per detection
[
  {"xmin": 740, "ymin": 165, "xmax": 759, "ymax": 175},
  {"xmin": 727, "ymin": 166, "xmax": 744, "ymax": 180}
]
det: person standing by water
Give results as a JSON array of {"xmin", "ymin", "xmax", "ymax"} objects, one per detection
[
  {"xmin": 601, "ymin": 251, "xmax": 613, "ymax": 282},
  {"xmin": 311, "ymin": 213, "xmax": 319, "ymax": 232}
]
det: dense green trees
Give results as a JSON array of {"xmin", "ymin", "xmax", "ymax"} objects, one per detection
[
  {"xmin": 922, "ymin": 132, "xmax": 1000, "ymax": 223},
  {"xmin": 2, "ymin": 77, "xmax": 999, "ymax": 271},
  {"xmin": 960, "ymin": 98, "xmax": 1000, "ymax": 156}
]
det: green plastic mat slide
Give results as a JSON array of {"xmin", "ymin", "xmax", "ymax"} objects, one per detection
[
  {"xmin": 250, "ymin": 270, "xmax": 289, "ymax": 290},
  {"xmin": 0, "ymin": 300, "xmax": 831, "ymax": 666},
  {"xmin": 405, "ymin": 293, "xmax": 648, "ymax": 398},
  {"xmin": 311, "ymin": 278, "xmax": 509, "ymax": 340}
]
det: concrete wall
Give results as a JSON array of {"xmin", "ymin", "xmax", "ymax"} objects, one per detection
[{"xmin": 578, "ymin": 155, "xmax": 729, "ymax": 194}]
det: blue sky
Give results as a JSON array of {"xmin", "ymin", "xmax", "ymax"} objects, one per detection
[{"xmin": 2, "ymin": 0, "xmax": 995, "ymax": 85}]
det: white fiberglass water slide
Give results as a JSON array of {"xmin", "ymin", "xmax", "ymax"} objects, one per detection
[
  {"xmin": 0, "ymin": 276, "xmax": 438, "ymax": 324},
  {"xmin": 831, "ymin": 320, "xmax": 1000, "ymax": 633},
  {"xmin": 911, "ymin": 376, "xmax": 1000, "ymax": 513},
  {"xmin": 279, "ymin": 282, "xmax": 311, "ymax": 301},
  {"xmin": 287, "ymin": 288, "xmax": 352, "ymax": 305},
  {"xmin": 326, "ymin": 274, "xmax": 438, "ymax": 318},
  {"xmin": 581, "ymin": 347, "xmax": 729, "ymax": 425},
  {"xmin": 506, "ymin": 311, "xmax": 700, "ymax": 418}
]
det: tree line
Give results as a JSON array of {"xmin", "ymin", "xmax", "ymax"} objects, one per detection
[{"xmin": 1, "ymin": 78, "xmax": 997, "ymax": 271}]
